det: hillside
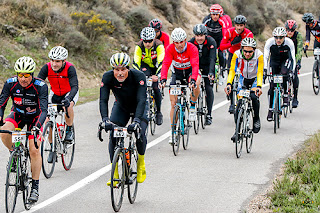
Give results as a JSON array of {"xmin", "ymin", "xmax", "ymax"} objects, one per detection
[{"xmin": 0, "ymin": 0, "xmax": 318, "ymax": 90}]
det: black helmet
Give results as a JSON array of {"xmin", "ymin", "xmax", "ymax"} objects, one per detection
[
  {"xmin": 234, "ymin": 15, "xmax": 247, "ymax": 24},
  {"xmin": 193, "ymin": 24, "xmax": 207, "ymax": 35},
  {"xmin": 302, "ymin": 13, "xmax": 314, "ymax": 24}
]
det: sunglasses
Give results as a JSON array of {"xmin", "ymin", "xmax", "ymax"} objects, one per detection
[
  {"xmin": 143, "ymin": 40, "xmax": 153, "ymax": 43},
  {"xmin": 154, "ymin": 29, "xmax": 160, "ymax": 32},
  {"xmin": 243, "ymin": 50, "xmax": 254, "ymax": 53},
  {"xmin": 18, "ymin": 73, "xmax": 31, "ymax": 78},
  {"xmin": 274, "ymin": 36, "xmax": 285, "ymax": 40},
  {"xmin": 286, "ymin": 29, "xmax": 295, "ymax": 32}
]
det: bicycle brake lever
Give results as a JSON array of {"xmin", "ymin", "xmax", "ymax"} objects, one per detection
[{"xmin": 97, "ymin": 122, "xmax": 103, "ymax": 142}]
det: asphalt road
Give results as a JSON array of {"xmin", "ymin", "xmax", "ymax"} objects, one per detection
[{"xmin": 0, "ymin": 57, "xmax": 319, "ymax": 213}]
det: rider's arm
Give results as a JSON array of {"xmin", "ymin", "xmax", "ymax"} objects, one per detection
[
  {"xmin": 34, "ymin": 82, "xmax": 48, "ymax": 129},
  {"xmin": 296, "ymin": 32, "xmax": 303, "ymax": 62},
  {"xmin": 219, "ymin": 29, "xmax": 232, "ymax": 51},
  {"xmin": 287, "ymin": 38, "xmax": 296, "ymax": 71},
  {"xmin": 99, "ymin": 72, "xmax": 112, "ymax": 121},
  {"xmin": 37, "ymin": 64, "xmax": 49, "ymax": 80},
  {"xmin": 189, "ymin": 43, "xmax": 200, "ymax": 81},
  {"xmin": 219, "ymin": 18, "xmax": 228, "ymax": 40},
  {"xmin": 65, "ymin": 66, "xmax": 79, "ymax": 101},
  {"xmin": 160, "ymin": 44, "xmax": 174, "ymax": 80},
  {"xmin": 263, "ymin": 38, "xmax": 273, "ymax": 70},
  {"xmin": 305, "ymin": 25, "xmax": 311, "ymax": 45},
  {"xmin": 155, "ymin": 44, "xmax": 165, "ymax": 75},
  {"xmin": 0, "ymin": 81, "xmax": 12, "ymax": 118},
  {"xmin": 227, "ymin": 53, "xmax": 238, "ymax": 84},
  {"xmin": 208, "ymin": 37, "xmax": 217, "ymax": 75},
  {"xmin": 161, "ymin": 32, "xmax": 170, "ymax": 50},
  {"xmin": 132, "ymin": 45, "xmax": 142, "ymax": 70},
  {"xmin": 134, "ymin": 72, "xmax": 147, "ymax": 121},
  {"xmin": 256, "ymin": 53, "xmax": 264, "ymax": 87}
]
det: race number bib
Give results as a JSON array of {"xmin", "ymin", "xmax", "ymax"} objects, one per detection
[
  {"xmin": 12, "ymin": 132, "xmax": 26, "ymax": 143},
  {"xmin": 48, "ymin": 104, "xmax": 58, "ymax": 114},
  {"xmin": 238, "ymin": 89, "xmax": 250, "ymax": 98},
  {"xmin": 170, "ymin": 86, "xmax": 182, "ymax": 95},
  {"xmin": 314, "ymin": 48, "xmax": 320, "ymax": 56},
  {"xmin": 113, "ymin": 128, "xmax": 127, "ymax": 138},
  {"xmin": 273, "ymin": 75, "xmax": 283, "ymax": 83},
  {"xmin": 147, "ymin": 78, "xmax": 153, "ymax": 87}
]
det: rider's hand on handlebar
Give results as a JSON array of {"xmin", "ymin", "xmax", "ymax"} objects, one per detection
[
  {"xmin": 160, "ymin": 79, "xmax": 166, "ymax": 88},
  {"xmin": 152, "ymin": 75, "xmax": 158, "ymax": 82},
  {"xmin": 255, "ymin": 87, "xmax": 262, "ymax": 97},
  {"xmin": 224, "ymin": 84, "xmax": 231, "ymax": 95},
  {"xmin": 208, "ymin": 74, "xmax": 214, "ymax": 81},
  {"xmin": 62, "ymin": 97, "xmax": 71, "ymax": 108},
  {"xmin": 104, "ymin": 118, "xmax": 114, "ymax": 132}
]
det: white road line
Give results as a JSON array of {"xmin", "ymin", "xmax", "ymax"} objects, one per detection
[{"xmin": 23, "ymin": 71, "xmax": 312, "ymax": 212}]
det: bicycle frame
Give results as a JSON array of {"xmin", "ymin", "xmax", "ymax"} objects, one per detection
[
  {"xmin": 171, "ymin": 83, "xmax": 189, "ymax": 135},
  {"xmin": 272, "ymin": 83, "xmax": 282, "ymax": 113}
]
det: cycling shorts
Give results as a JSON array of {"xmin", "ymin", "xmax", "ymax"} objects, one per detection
[
  {"xmin": 49, "ymin": 90, "xmax": 79, "ymax": 105},
  {"xmin": 237, "ymin": 76, "xmax": 257, "ymax": 93},
  {"xmin": 5, "ymin": 111, "xmax": 39, "ymax": 130},
  {"xmin": 170, "ymin": 68, "xmax": 200, "ymax": 85}
]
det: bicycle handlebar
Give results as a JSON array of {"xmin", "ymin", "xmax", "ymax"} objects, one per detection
[
  {"xmin": 0, "ymin": 129, "xmax": 39, "ymax": 149},
  {"xmin": 97, "ymin": 121, "xmax": 138, "ymax": 142}
]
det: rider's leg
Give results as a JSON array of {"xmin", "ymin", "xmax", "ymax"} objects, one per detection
[
  {"xmin": 152, "ymin": 82, "xmax": 162, "ymax": 112},
  {"xmin": 0, "ymin": 121, "xmax": 15, "ymax": 150},
  {"xmin": 190, "ymin": 76, "xmax": 201, "ymax": 103},
  {"xmin": 204, "ymin": 77, "xmax": 214, "ymax": 116}
]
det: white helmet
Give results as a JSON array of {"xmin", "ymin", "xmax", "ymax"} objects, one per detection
[
  {"xmin": 140, "ymin": 27, "xmax": 156, "ymax": 40},
  {"xmin": 110, "ymin": 53, "xmax": 131, "ymax": 68},
  {"xmin": 171, "ymin": 28, "xmax": 187, "ymax": 42},
  {"xmin": 48, "ymin": 46, "xmax": 68, "ymax": 60},
  {"xmin": 14, "ymin": 56, "xmax": 36, "ymax": 73},
  {"xmin": 241, "ymin": 37, "xmax": 257, "ymax": 48},
  {"xmin": 272, "ymin": 27, "xmax": 287, "ymax": 37}
]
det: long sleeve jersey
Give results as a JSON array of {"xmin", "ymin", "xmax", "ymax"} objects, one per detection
[{"xmin": 220, "ymin": 27, "xmax": 254, "ymax": 54}]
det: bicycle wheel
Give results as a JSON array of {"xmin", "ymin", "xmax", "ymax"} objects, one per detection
[
  {"xmin": 312, "ymin": 63, "xmax": 319, "ymax": 95},
  {"xmin": 200, "ymin": 89, "xmax": 206, "ymax": 129},
  {"xmin": 183, "ymin": 104, "xmax": 190, "ymax": 150},
  {"xmin": 193, "ymin": 99, "xmax": 200, "ymax": 135},
  {"xmin": 172, "ymin": 105, "xmax": 181, "ymax": 156},
  {"xmin": 273, "ymin": 92, "xmax": 278, "ymax": 134},
  {"xmin": 41, "ymin": 121, "xmax": 56, "ymax": 178},
  {"xmin": 5, "ymin": 151, "xmax": 19, "ymax": 213},
  {"xmin": 62, "ymin": 125, "xmax": 75, "ymax": 171},
  {"xmin": 111, "ymin": 148, "xmax": 125, "ymax": 212},
  {"xmin": 246, "ymin": 108, "xmax": 254, "ymax": 153},
  {"xmin": 283, "ymin": 103, "xmax": 288, "ymax": 118},
  {"xmin": 289, "ymin": 83, "xmax": 293, "ymax": 114},
  {"xmin": 149, "ymin": 97, "xmax": 156, "ymax": 135},
  {"xmin": 215, "ymin": 66, "xmax": 219, "ymax": 92},
  {"xmin": 235, "ymin": 108, "xmax": 244, "ymax": 158},
  {"xmin": 22, "ymin": 151, "xmax": 32, "ymax": 210},
  {"xmin": 127, "ymin": 147, "xmax": 138, "ymax": 204}
]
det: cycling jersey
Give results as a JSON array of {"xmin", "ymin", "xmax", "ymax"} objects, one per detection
[
  {"xmin": 100, "ymin": 69, "xmax": 147, "ymax": 122},
  {"xmin": 264, "ymin": 37, "xmax": 296, "ymax": 71},
  {"xmin": 38, "ymin": 61, "xmax": 79, "ymax": 101},
  {"xmin": 157, "ymin": 31, "xmax": 170, "ymax": 49},
  {"xmin": 305, "ymin": 20, "xmax": 320, "ymax": 44},
  {"xmin": 287, "ymin": 31, "xmax": 303, "ymax": 62},
  {"xmin": 0, "ymin": 76, "xmax": 48, "ymax": 128},
  {"xmin": 221, "ymin": 14, "xmax": 232, "ymax": 29},
  {"xmin": 133, "ymin": 39, "xmax": 165, "ymax": 75},
  {"xmin": 202, "ymin": 14, "xmax": 228, "ymax": 46},
  {"xmin": 227, "ymin": 49, "xmax": 264, "ymax": 87},
  {"xmin": 220, "ymin": 27, "xmax": 254, "ymax": 54},
  {"xmin": 189, "ymin": 36, "xmax": 217, "ymax": 75},
  {"xmin": 161, "ymin": 42, "xmax": 199, "ymax": 81}
]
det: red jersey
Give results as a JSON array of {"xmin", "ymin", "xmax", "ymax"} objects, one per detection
[
  {"xmin": 220, "ymin": 27, "xmax": 254, "ymax": 53},
  {"xmin": 47, "ymin": 61, "xmax": 73, "ymax": 96},
  {"xmin": 221, "ymin": 14, "xmax": 232, "ymax": 30},
  {"xmin": 161, "ymin": 42, "xmax": 199, "ymax": 81},
  {"xmin": 157, "ymin": 31, "xmax": 170, "ymax": 49}
]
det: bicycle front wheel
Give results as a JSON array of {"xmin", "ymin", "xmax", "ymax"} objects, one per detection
[
  {"xmin": 127, "ymin": 147, "xmax": 138, "ymax": 204},
  {"xmin": 62, "ymin": 125, "xmax": 75, "ymax": 171},
  {"xmin": 111, "ymin": 148, "xmax": 125, "ymax": 212},
  {"xmin": 183, "ymin": 104, "xmax": 190, "ymax": 150},
  {"xmin": 5, "ymin": 151, "xmax": 19, "ymax": 213},
  {"xmin": 246, "ymin": 109, "xmax": 254, "ymax": 153},
  {"xmin": 235, "ymin": 108, "xmax": 244, "ymax": 158},
  {"xmin": 200, "ymin": 89, "xmax": 206, "ymax": 129},
  {"xmin": 22, "ymin": 152, "xmax": 32, "ymax": 210},
  {"xmin": 273, "ymin": 92, "xmax": 279, "ymax": 134},
  {"xmin": 41, "ymin": 121, "xmax": 56, "ymax": 178},
  {"xmin": 172, "ymin": 105, "xmax": 181, "ymax": 156},
  {"xmin": 193, "ymin": 99, "xmax": 200, "ymax": 135},
  {"xmin": 312, "ymin": 63, "xmax": 320, "ymax": 95},
  {"xmin": 149, "ymin": 97, "xmax": 156, "ymax": 135}
]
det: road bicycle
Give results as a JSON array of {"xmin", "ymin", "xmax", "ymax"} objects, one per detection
[
  {"xmin": 41, "ymin": 103, "xmax": 75, "ymax": 178},
  {"xmin": 98, "ymin": 122, "xmax": 138, "ymax": 212},
  {"xmin": 170, "ymin": 80, "xmax": 192, "ymax": 155},
  {"xmin": 234, "ymin": 88, "xmax": 254, "ymax": 158},
  {"xmin": 284, "ymin": 74, "xmax": 294, "ymax": 117},
  {"xmin": 305, "ymin": 47, "xmax": 320, "ymax": 95},
  {"xmin": 2, "ymin": 128, "xmax": 38, "ymax": 213},
  {"xmin": 146, "ymin": 77, "xmax": 157, "ymax": 135}
]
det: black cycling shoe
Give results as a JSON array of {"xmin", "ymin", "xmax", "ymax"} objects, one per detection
[
  {"xmin": 64, "ymin": 127, "xmax": 74, "ymax": 142},
  {"xmin": 292, "ymin": 98, "xmax": 299, "ymax": 108},
  {"xmin": 28, "ymin": 188, "xmax": 39, "ymax": 203},
  {"xmin": 205, "ymin": 115, "xmax": 212, "ymax": 125},
  {"xmin": 228, "ymin": 105, "xmax": 234, "ymax": 114},
  {"xmin": 155, "ymin": 111, "xmax": 163, "ymax": 125},
  {"xmin": 283, "ymin": 95, "xmax": 289, "ymax": 106},
  {"xmin": 253, "ymin": 117, "xmax": 261, "ymax": 133},
  {"xmin": 267, "ymin": 110, "xmax": 273, "ymax": 122},
  {"xmin": 47, "ymin": 151, "xmax": 56, "ymax": 164},
  {"xmin": 231, "ymin": 133, "xmax": 236, "ymax": 143}
]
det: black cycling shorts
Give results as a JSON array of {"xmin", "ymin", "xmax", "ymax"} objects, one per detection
[
  {"xmin": 170, "ymin": 68, "xmax": 193, "ymax": 85},
  {"xmin": 5, "ymin": 111, "xmax": 39, "ymax": 131}
]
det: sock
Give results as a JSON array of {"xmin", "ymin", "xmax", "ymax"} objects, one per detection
[
  {"xmin": 32, "ymin": 179, "xmax": 39, "ymax": 190},
  {"xmin": 190, "ymin": 100, "xmax": 196, "ymax": 107}
]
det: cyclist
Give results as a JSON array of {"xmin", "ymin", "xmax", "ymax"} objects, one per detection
[
  {"xmin": 38, "ymin": 46, "xmax": 78, "ymax": 143},
  {"xmin": 100, "ymin": 53, "xmax": 148, "ymax": 184},
  {"xmin": 160, "ymin": 28, "xmax": 201, "ymax": 142},
  {"xmin": 224, "ymin": 38, "xmax": 263, "ymax": 141},
  {"xmin": 149, "ymin": 18, "xmax": 170, "ymax": 49},
  {"xmin": 0, "ymin": 56, "xmax": 48, "ymax": 203},
  {"xmin": 133, "ymin": 27, "xmax": 165, "ymax": 125},
  {"xmin": 189, "ymin": 24, "xmax": 217, "ymax": 125},
  {"xmin": 220, "ymin": 15, "xmax": 254, "ymax": 114},
  {"xmin": 202, "ymin": 4, "xmax": 229, "ymax": 70},
  {"xmin": 264, "ymin": 27, "xmax": 296, "ymax": 121},
  {"xmin": 302, "ymin": 13, "xmax": 320, "ymax": 51},
  {"xmin": 285, "ymin": 19, "xmax": 303, "ymax": 108}
]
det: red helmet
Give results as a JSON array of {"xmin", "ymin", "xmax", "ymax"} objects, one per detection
[
  {"xmin": 285, "ymin": 20, "xmax": 297, "ymax": 31},
  {"xmin": 149, "ymin": 18, "xmax": 162, "ymax": 30},
  {"xmin": 210, "ymin": 4, "xmax": 223, "ymax": 16}
]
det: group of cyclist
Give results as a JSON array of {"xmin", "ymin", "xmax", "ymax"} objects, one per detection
[{"xmin": 0, "ymin": 2, "xmax": 319, "ymax": 205}]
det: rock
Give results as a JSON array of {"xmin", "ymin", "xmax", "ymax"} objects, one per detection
[
  {"xmin": 120, "ymin": 44, "xmax": 130, "ymax": 53},
  {"xmin": 2, "ymin": 25, "xmax": 20, "ymax": 37},
  {"xmin": 41, "ymin": 36, "xmax": 49, "ymax": 49},
  {"xmin": 0, "ymin": 55, "xmax": 10, "ymax": 69}
]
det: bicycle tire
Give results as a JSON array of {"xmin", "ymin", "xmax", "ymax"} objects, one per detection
[
  {"xmin": 127, "ymin": 147, "xmax": 138, "ymax": 204},
  {"xmin": 274, "ymin": 91, "xmax": 278, "ymax": 134},
  {"xmin": 283, "ymin": 104, "xmax": 288, "ymax": 118},
  {"xmin": 183, "ymin": 104, "xmax": 190, "ymax": 150},
  {"xmin": 246, "ymin": 108, "xmax": 254, "ymax": 153},
  {"xmin": 312, "ymin": 63, "xmax": 320, "ymax": 95},
  {"xmin": 193, "ymin": 98, "xmax": 200, "ymax": 135},
  {"xmin": 62, "ymin": 125, "xmax": 75, "ymax": 171},
  {"xmin": 41, "ymin": 121, "xmax": 56, "ymax": 178},
  {"xmin": 149, "ymin": 97, "xmax": 156, "ymax": 135},
  {"xmin": 22, "ymin": 151, "xmax": 32, "ymax": 210},
  {"xmin": 215, "ymin": 66, "xmax": 219, "ymax": 92},
  {"xmin": 172, "ymin": 105, "xmax": 181, "ymax": 156},
  {"xmin": 200, "ymin": 89, "xmax": 206, "ymax": 129},
  {"xmin": 235, "ymin": 108, "xmax": 244, "ymax": 158},
  {"xmin": 5, "ymin": 151, "xmax": 19, "ymax": 213},
  {"xmin": 111, "ymin": 148, "xmax": 125, "ymax": 212}
]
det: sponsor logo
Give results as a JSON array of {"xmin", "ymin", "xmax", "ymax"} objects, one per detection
[
  {"xmin": 139, "ymin": 80, "xmax": 145, "ymax": 85},
  {"xmin": 16, "ymin": 89, "xmax": 20, "ymax": 93},
  {"xmin": 101, "ymin": 82, "xmax": 104, "ymax": 87},
  {"xmin": 14, "ymin": 97, "xmax": 22, "ymax": 105}
]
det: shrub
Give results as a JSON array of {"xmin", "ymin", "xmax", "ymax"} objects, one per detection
[
  {"xmin": 20, "ymin": 34, "xmax": 49, "ymax": 50},
  {"xmin": 125, "ymin": 6, "xmax": 153, "ymax": 37},
  {"xmin": 152, "ymin": 0, "xmax": 182, "ymax": 23},
  {"xmin": 62, "ymin": 29, "xmax": 90, "ymax": 52}
]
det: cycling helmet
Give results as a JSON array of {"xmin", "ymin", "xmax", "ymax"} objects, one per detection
[
  {"xmin": 193, "ymin": 24, "xmax": 207, "ymax": 35},
  {"xmin": 285, "ymin": 20, "xmax": 297, "ymax": 31},
  {"xmin": 272, "ymin": 27, "xmax": 287, "ymax": 37},
  {"xmin": 140, "ymin": 27, "xmax": 156, "ymax": 40},
  {"xmin": 48, "ymin": 46, "xmax": 68, "ymax": 60},
  {"xmin": 234, "ymin": 15, "xmax": 247, "ymax": 24},
  {"xmin": 241, "ymin": 37, "xmax": 257, "ymax": 48},
  {"xmin": 149, "ymin": 18, "xmax": 162, "ymax": 30},
  {"xmin": 302, "ymin": 13, "xmax": 314, "ymax": 24},
  {"xmin": 171, "ymin": 28, "xmax": 187, "ymax": 42},
  {"xmin": 110, "ymin": 53, "xmax": 130, "ymax": 68},
  {"xmin": 14, "ymin": 56, "xmax": 36, "ymax": 73},
  {"xmin": 210, "ymin": 4, "xmax": 222, "ymax": 15}
]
